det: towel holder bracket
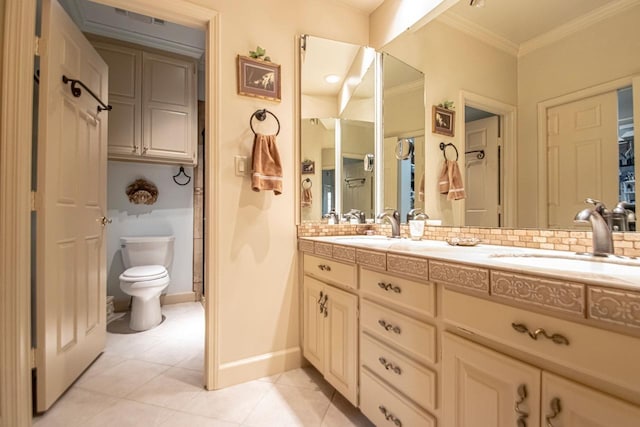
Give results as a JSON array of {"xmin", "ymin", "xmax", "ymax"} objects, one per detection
[
  {"xmin": 250, "ymin": 108, "xmax": 280, "ymax": 136},
  {"xmin": 439, "ymin": 142, "xmax": 459, "ymax": 161}
]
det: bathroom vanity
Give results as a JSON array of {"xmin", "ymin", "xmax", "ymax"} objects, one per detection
[{"xmin": 299, "ymin": 236, "xmax": 640, "ymax": 427}]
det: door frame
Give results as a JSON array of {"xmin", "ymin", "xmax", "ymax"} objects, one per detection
[
  {"xmin": 459, "ymin": 90, "xmax": 517, "ymax": 228},
  {"xmin": 0, "ymin": 0, "xmax": 220, "ymax": 424},
  {"xmin": 536, "ymin": 75, "xmax": 640, "ymax": 228}
]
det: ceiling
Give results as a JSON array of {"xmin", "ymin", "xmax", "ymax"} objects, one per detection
[{"xmin": 337, "ymin": 0, "xmax": 385, "ymax": 14}]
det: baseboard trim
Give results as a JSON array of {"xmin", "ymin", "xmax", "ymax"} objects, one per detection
[
  {"xmin": 217, "ymin": 347, "xmax": 302, "ymax": 389},
  {"xmin": 161, "ymin": 291, "xmax": 198, "ymax": 305}
]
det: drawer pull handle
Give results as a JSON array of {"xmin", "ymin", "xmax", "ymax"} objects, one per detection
[
  {"xmin": 377, "ymin": 282, "xmax": 402, "ymax": 293},
  {"xmin": 318, "ymin": 294, "xmax": 328, "ymax": 316},
  {"xmin": 317, "ymin": 264, "xmax": 332, "ymax": 271},
  {"xmin": 511, "ymin": 323, "xmax": 569, "ymax": 346},
  {"xmin": 378, "ymin": 405, "xmax": 402, "ymax": 427},
  {"xmin": 514, "ymin": 384, "xmax": 528, "ymax": 427},
  {"xmin": 378, "ymin": 319, "xmax": 401, "ymax": 334},
  {"xmin": 378, "ymin": 356, "xmax": 402, "ymax": 375},
  {"xmin": 545, "ymin": 397, "xmax": 562, "ymax": 427}
]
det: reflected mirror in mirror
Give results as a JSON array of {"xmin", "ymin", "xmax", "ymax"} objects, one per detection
[
  {"xmin": 381, "ymin": 53, "xmax": 425, "ymax": 223},
  {"xmin": 383, "ymin": 0, "xmax": 637, "ymax": 230}
]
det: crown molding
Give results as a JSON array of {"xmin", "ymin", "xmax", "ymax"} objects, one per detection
[
  {"xmin": 519, "ymin": 0, "xmax": 640, "ymax": 57},
  {"xmin": 438, "ymin": 11, "xmax": 519, "ymax": 57}
]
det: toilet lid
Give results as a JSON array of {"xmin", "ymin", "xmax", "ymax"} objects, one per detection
[{"xmin": 120, "ymin": 265, "xmax": 168, "ymax": 281}]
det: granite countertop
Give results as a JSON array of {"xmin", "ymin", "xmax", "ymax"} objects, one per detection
[{"xmin": 300, "ymin": 236, "xmax": 640, "ymax": 291}]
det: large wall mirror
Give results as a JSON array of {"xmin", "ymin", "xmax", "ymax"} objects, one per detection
[
  {"xmin": 382, "ymin": 0, "xmax": 638, "ymax": 230},
  {"xmin": 300, "ymin": 35, "xmax": 425, "ymax": 224}
]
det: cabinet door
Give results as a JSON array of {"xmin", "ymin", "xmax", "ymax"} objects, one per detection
[
  {"xmin": 302, "ymin": 277, "xmax": 325, "ymax": 372},
  {"xmin": 94, "ymin": 43, "xmax": 142, "ymax": 158},
  {"xmin": 443, "ymin": 333, "xmax": 541, "ymax": 427},
  {"xmin": 142, "ymin": 52, "xmax": 196, "ymax": 163},
  {"xmin": 542, "ymin": 372, "xmax": 640, "ymax": 427},
  {"xmin": 324, "ymin": 284, "xmax": 358, "ymax": 406}
]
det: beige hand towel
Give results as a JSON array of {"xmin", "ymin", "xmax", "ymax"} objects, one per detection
[
  {"xmin": 438, "ymin": 161, "xmax": 450, "ymax": 194},
  {"xmin": 447, "ymin": 160, "xmax": 466, "ymax": 200},
  {"xmin": 301, "ymin": 188, "xmax": 313, "ymax": 207},
  {"xmin": 251, "ymin": 133, "xmax": 282, "ymax": 195}
]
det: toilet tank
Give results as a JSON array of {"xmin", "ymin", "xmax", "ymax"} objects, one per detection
[{"xmin": 120, "ymin": 236, "xmax": 175, "ymax": 269}]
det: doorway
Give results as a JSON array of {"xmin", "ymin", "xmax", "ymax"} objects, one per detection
[{"xmin": 0, "ymin": 0, "xmax": 218, "ymax": 422}]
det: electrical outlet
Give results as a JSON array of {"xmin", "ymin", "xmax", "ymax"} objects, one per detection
[{"xmin": 234, "ymin": 155, "xmax": 247, "ymax": 176}]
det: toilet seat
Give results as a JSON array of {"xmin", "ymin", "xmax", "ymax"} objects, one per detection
[{"xmin": 119, "ymin": 265, "xmax": 168, "ymax": 282}]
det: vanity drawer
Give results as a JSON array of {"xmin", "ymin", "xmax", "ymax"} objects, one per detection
[
  {"xmin": 303, "ymin": 254, "xmax": 356, "ymax": 289},
  {"xmin": 360, "ymin": 368, "xmax": 436, "ymax": 427},
  {"xmin": 361, "ymin": 333, "xmax": 437, "ymax": 411},
  {"xmin": 443, "ymin": 288, "xmax": 640, "ymax": 401},
  {"xmin": 361, "ymin": 300, "xmax": 436, "ymax": 364},
  {"xmin": 361, "ymin": 268, "xmax": 435, "ymax": 318}
]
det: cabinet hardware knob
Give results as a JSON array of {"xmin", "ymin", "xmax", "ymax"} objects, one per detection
[
  {"xmin": 545, "ymin": 397, "xmax": 562, "ymax": 427},
  {"xmin": 514, "ymin": 384, "xmax": 528, "ymax": 426},
  {"xmin": 511, "ymin": 323, "xmax": 569, "ymax": 346},
  {"xmin": 97, "ymin": 216, "xmax": 112, "ymax": 227},
  {"xmin": 378, "ymin": 405, "xmax": 402, "ymax": 427},
  {"xmin": 318, "ymin": 264, "xmax": 331, "ymax": 271},
  {"xmin": 142, "ymin": 146, "xmax": 148, "ymax": 154},
  {"xmin": 318, "ymin": 294, "xmax": 328, "ymax": 314},
  {"xmin": 132, "ymin": 145, "xmax": 138, "ymax": 153},
  {"xmin": 377, "ymin": 282, "xmax": 402, "ymax": 293},
  {"xmin": 378, "ymin": 319, "xmax": 401, "ymax": 334},
  {"xmin": 378, "ymin": 356, "xmax": 402, "ymax": 375}
]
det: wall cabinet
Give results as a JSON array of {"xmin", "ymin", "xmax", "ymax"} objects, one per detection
[
  {"xmin": 302, "ymin": 271, "xmax": 358, "ymax": 405},
  {"xmin": 93, "ymin": 40, "xmax": 197, "ymax": 165},
  {"xmin": 443, "ymin": 332, "xmax": 640, "ymax": 427}
]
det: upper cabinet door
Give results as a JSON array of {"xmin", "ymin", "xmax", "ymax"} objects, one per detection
[
  {"xmin": 541, "ymin": 372, "xmax": 640, "ymax": 427},
  {"xmin": 142, "ymin": 52, "xmax": 197, "ymax": 163},
  {"xmin": 94, "ymin": 43, "xmax": 142, "ymax": 157},
  {"xmin": 442, "ymin": 332, "xmax": 541, "ymax": 427}
]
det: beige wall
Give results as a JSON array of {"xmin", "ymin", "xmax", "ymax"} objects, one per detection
[
  {"xmin": 383, "ymin": 20, "xmax": 517, "ymax": 225},
  {"xmin": 517, "ymin": 4, "xmax": 640, "ymax": 227},
  {"xmin": 185, "ymin": 0, "xmax": 368, "ymax": 385}
]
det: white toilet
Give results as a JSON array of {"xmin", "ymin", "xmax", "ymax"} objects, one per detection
[{"xmin": 119, "ymin": 236, "xmax": 175, "ymax": 331}]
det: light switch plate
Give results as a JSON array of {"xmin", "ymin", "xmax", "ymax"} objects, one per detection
[{"xmin": 234, "ymin": 155, "xmax": 247, "ymax": 176}]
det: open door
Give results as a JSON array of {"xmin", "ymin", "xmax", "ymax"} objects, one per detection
[{"xmin": 35, "ymin": 0, "xmax": 109, "ymax": 412}]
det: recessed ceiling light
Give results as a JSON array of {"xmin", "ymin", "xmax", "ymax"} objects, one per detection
[{"xmin": 324, "ymin": 74, "xmax": 340, "ymax": 84}]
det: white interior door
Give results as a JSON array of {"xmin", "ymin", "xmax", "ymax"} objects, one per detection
[
  {"xmin": 547, "ymin": 92, "xmax": 618, "ymax": 228},
  {"xmin": 465, "ymin": 116, "xmax": 499, "ymax": 227},
  {"xmin": 36, "ymin": 0, "xmax": 108, "ymax": 412}
]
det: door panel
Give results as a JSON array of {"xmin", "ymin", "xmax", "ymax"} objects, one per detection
[
  {"xmin": 36, "ymin": 0, "xmax": 108, "ymax": 412},
  {"xmin": 547, "ymin": 92, "xmax": 618, "ymax": 228},
  {"xmin": 443, "ymin": 332, "xmax": 541, "ymax": 427},
  {"xmin": 302, "ymin": 276, "xmax": 324, "ymax": 371},
  {"xmin": 465, "ymin": 116, "xmax": 499, "ymax": 227}
]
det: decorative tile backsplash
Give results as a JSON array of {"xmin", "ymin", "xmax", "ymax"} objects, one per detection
[{"xmin": 297, "ymin": 222, "xmax": 640, "ymax": 257}]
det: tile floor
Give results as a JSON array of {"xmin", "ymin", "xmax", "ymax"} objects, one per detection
[{"xmin": 33, "ymin": 302, "xmax": 373, "ymax": 427}]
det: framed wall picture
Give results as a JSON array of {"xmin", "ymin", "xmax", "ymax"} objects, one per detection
[
  {"xmin": 432, "ymin": 106, "xmax": 455, "ymax": 137},
  {"xmin": 301, "ymin": 160, "xmax": 315, "ymax": 174},
  {"xmin": 237, "ymin": 55, "xmax": 281, "ymax": 102}
]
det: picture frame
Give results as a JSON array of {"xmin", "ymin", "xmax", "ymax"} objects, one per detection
[
  {"xmin": 301, "ymin": 161, "xmax": 315, "ymax": 174},
  {"xmin": 237, "ymin": 55, "xmax": 281, "ymax": 102},
  {"xmin": 432, "ymin": 106, "xmax": 455, "ymax": 137}
]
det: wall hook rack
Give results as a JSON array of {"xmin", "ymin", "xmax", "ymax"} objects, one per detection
[
  {"xmin": 173, "ymin": 166, "xmax": 191, "ymax": 186},
  {"xmin": 62, "ymin": 75, "xmax": 112, "ymax": 113}
]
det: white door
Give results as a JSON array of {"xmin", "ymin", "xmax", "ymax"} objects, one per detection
[
  {"xmin": 323, "ymin": 285, "xmax": 358, "ymax": 406},
  {"xmin": 541, "ymin": 372, "xmax": 640, "ymax": 427},
  {"xmin": 465, "ymin": 116, "xmax": 500, "ymax": 227},
  {"xmin": 442, "ymin": 333, "xmax": 541, "ymax": 427},
  {"xmin": 36, "ymin": 0, "xmax": 108, "ymax": 412},
  {"xmin": 547, "ymin": 92, "xmax": 618, "ymax": 228}
]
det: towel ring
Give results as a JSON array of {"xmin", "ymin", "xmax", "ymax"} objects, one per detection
[
  {"xmin": 439, "ymin": 142, "xmax": 459, "ymax": 161},
  {"xmin": 250, "ymin": 109, "xmax": 280, "ymax": 136},
  {"xmin": 173, "ymin": 166, "xmax": 191, "ymax": 186},
  {"xmin": 302, "ymin": 178, "xmax": 312, "ymax": 189}
]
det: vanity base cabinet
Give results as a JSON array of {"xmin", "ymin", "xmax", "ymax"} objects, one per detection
[
  {"xmin": 302, "ymin": 276, "xmax": 358, "ymax": 406},
  {"xmin": 442, "ymin": 332, "xmax": 541, "ymax": 427},
  {"xmin": 443, "ymin": 332, "xmax": 640, "ymax": 427}
]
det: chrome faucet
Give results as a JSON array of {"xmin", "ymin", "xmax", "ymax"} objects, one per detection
[
  {"xmin": 407, "ymin": 208, "xmax": 429, "ymax": 222},
  {"xmin": 343, "ymin": 209, "xmax": 366, "ymax": 224},
  {"xmin": 323, "ymin": 209, "xmax": 340, "ymax": 225},
  {"xmin": 377, "ymin": 209, "xmax": 400, "ymax": 238},
  {"xmin": 573, "ymin": 198, "xmax": 614, "ymax": 256}
]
